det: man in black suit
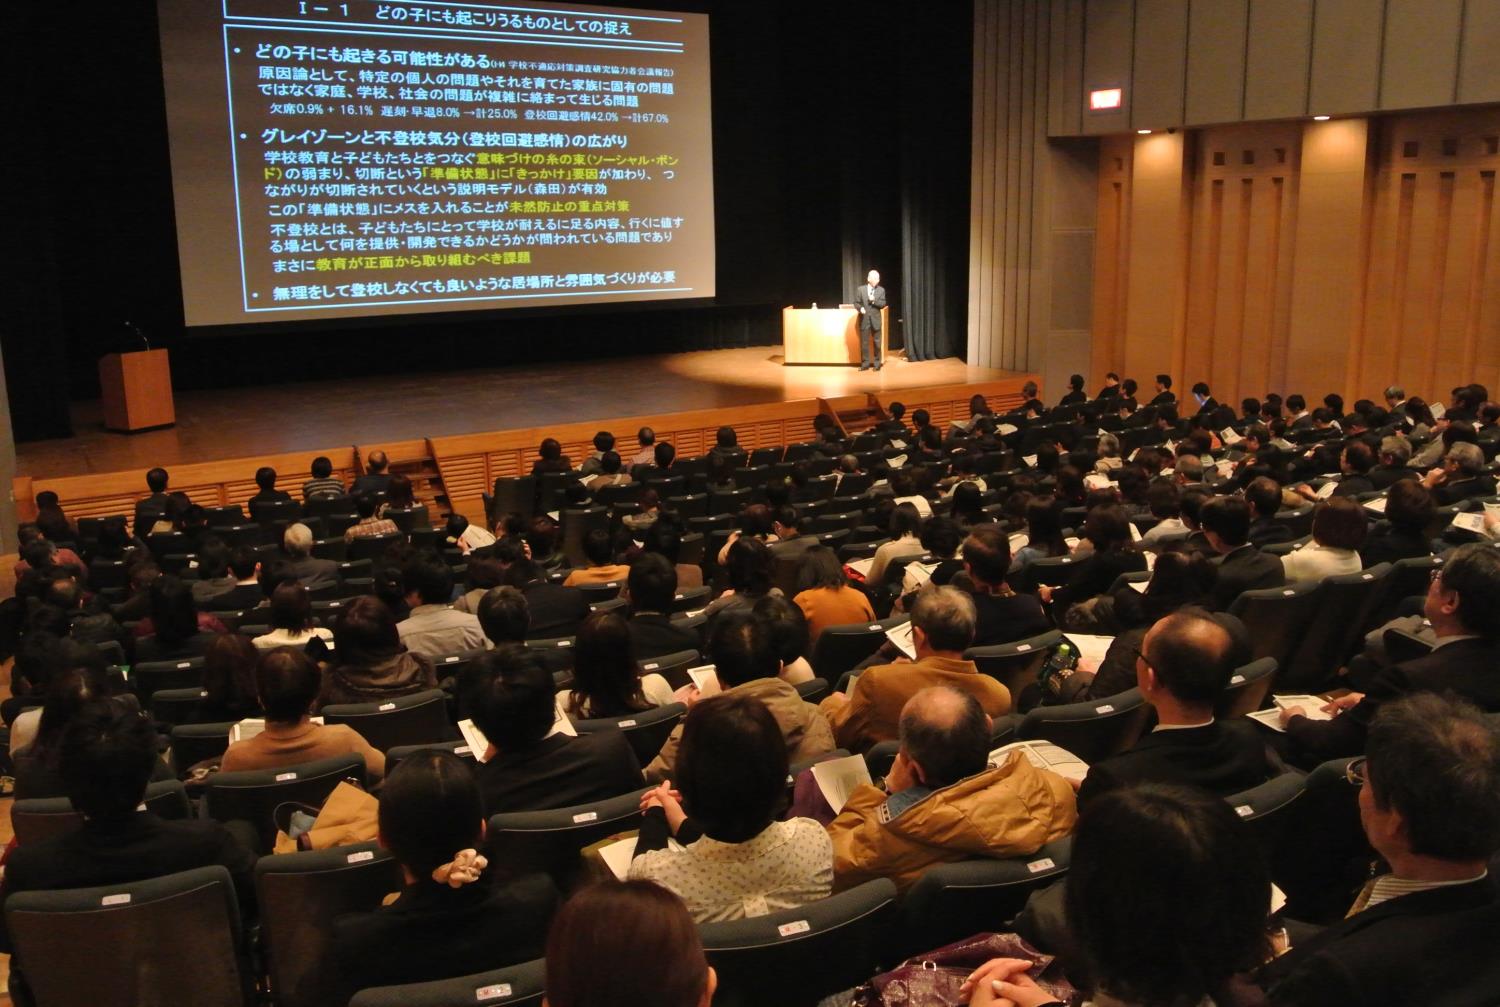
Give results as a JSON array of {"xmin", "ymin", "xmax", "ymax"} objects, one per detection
[
  {"xmin": 276, "ymin": 522, "xmax": 340, "ymax": 591},
  {"xmin": 202, "ymin": 545, "xmax": 266, "ymax": 611},
  {"xmin": 247, "ymin": 465, "xmax": 294, "ymax": 519},
  {"xmin": 133, "ymin": 466, "xmax": 172, "ymax": 537},
  {"xmin": 1095, "ymin": 372, "xmax": 1121, "ymax": 400},
  {"xmin": 1202, "ymin": 494, "xmax": 1285, "ymax": 610},
  {"xmin": 349, "ymin": 449, "xmax": 393, "ymax": 497},
  {"xmin": 961, "ymin": 526, "xmax": 1051, "ymax": 647},
  {"xmin": 462, "ymin": 646, "xmax": 642, "ymax": 816},
  {"xmin": 1421, "ymin": 441, "xmax": 1495, "ymax": 504},
  {"xmin": 1077, "ymin": 609, "xmax": 1275, "ymax": 806},
  {"xmin": 854, "ymin": 268, "xmax": 887, "ymax": 372},
  {"xmin": 1189, "ymin": 381, "xmax": 1219, "ymax": 417},
  {"xmin": 1261, "ymin": 694, "xmax": 1500, "ymax": 1006},
  {"xmin": 1280, "ymin": 542, "xmax": 1500, "ymax": 764},
  {"xmin": 0, "ymin": 704, "xmax": 257, "ymax": 961},
  {"xmin": 1148, "ymin": 374, "xmax": 1175, "ymax": 407},
  {"xmin": 1245, "ymin": 477, "xmax": 1294, "ymax": 547},
  {"xmin": 1368, "ymin": 435, "xmax": 1419, "ymax": 491},
  {"xmin": 623, "ymin": 553, "xmax": 700, "ymax": 659},
  {"xmin": 508, "ymin": 556, "xmax": 588, "ymax": 641}
]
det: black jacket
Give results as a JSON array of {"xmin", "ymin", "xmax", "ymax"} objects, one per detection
[
  {"xmin": 1211, "ymin": 545, "xmax": 1286, "ymax": 611},
  {"xmin": 1077, "ymin": 720, "xmax": 1274, "ymax": 806},
  {"xmin": 521, "ymin": 581, "xmax": 590, "ymax": 640},
  {"xmin": 476, "ymin": 730, "xmax": 642, "ymax": 817},
  {"xmin": 626, "ymin": 613, "xmax": 701, "ymax": 659}
]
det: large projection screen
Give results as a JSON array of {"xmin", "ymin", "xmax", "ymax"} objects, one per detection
[{"xmin": 158, "ymin": 0, "xmax": 715, "ymax": 326}]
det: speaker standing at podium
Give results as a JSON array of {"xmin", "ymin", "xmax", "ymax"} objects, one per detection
[{"xmin": 855, "ymin": 269, "xmax": 886, "ymax": 372}]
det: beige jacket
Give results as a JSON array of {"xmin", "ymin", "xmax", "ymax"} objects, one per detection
[
  {"xmin": 821, "ymin": 655, "xmax": 1012, "ymax": 754},
  {"xmin": 828, "ymin": 752, "xmax": 1077, "ymax": 893},
  {"xmin": 645, "ymin": 677, "xmax": 835, "ymax": 783}
]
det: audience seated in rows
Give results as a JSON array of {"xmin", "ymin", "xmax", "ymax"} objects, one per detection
[
  {"xmin": 1279, "ymin": 496, "xmax": 1367, "ymax": 584},
  {"xmin": 251, "ymin": 581, "xmax": 334, "ymax": 651},
  {"xmin": 563, "ymin": 528, "xmax": 631, "ymax": 586},
  {"xmin": 625, "ymin": 553, "xmax": 699, "ymax": 658},
  {"xmin": 396, "ymin": 554, "xmax": 487, "ymax": 657},
  {"xmin": 631, "ymin": 692, "xmax": 833, "ymax": 922},
  {"xmin": 320, "ymin": 595, "xmax": 439, "ymax": 709},
  {"xmin": 1202, "ymin": 495, "xmax": 1286, "ymax": 610},
  {"xmin": 345, "ymin": 493, "xmax": 398, "ymax": 543},
  {"xmin": 793, "ymin": 546, "xmax": 876, "ymax": 643},
  {"xmin": 280, "ymin": 522, "xmax": 340, "ymax": 590},
  {"xmin": 560, "ymin": 611, "xmax": 674, "ymax": 718}
]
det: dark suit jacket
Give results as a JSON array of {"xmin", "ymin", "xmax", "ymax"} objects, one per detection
[
  {"xmin": 1058, "ymin": 390, "xmax": 1087, "ymax": 406},
  {"xmin": 0, "ymin": 812, "xmax": 257, "ymax": 952},
  {"xmin": 1434, "ymin": 475, "xmax": 1495, "ymax": 505},
  {"xmin": 1263, "ymin": 877, "xmax": 1500, "ymax": 1006},
  {"xmin": 1360, "ymin": 526, "xmax": 1432, "ymax": 567},
  {"xmin": 1248, "ymin": 517, "xmax": 1294, "ymax": 548},
  {"xmin": 276, "ymin": 555, "xmax": 340, "ymax": 590},
  {"xmin": 202, "ymin": 583, "xmax": 267, "ymax": 612},
  {"xmin": 1196, "ymin": 396, "xmax": 1220, "ymax": 416},
  {"xmin": 1286, "ymin": 637, "xmax": 1500, "ymax": 762},
  {"xmin": 854, "ymin": 283, "xmax": 887, "ymax": 332},
  {"xmin": 1076, "ymin": 720, "xmax": 1274, "ymax": 806},
  {"xmin": 248, "ymin": 489, "xmax": 293, "ymax": 507},
  {"xmin": 627, "ymin": 613, "xmax": 701, "ymax": 659},
  {"xmin": 1211, "ymin": 545, "xmax": 1286, "ymax": 610},
  {"xmin": 521, "ymin": 581, "xmax": 590, "ymax": 640},
  {"xmin": 1333, "ymin": 475, "xmax": 1374, "ymax": 497},
  {"xmin": 477, "ymin": 730, "xmax": 642, "ymax": 816},
  {"xmin": 1148, "ymin": 391, "xmax": 1176, "ymax": 406},
  {"xmin": 133, "ymin": 492, "xmax": 172, "ymax": 537},
  {"xmin": 349, "ymin": 473, "xmax": 393, "ymax": 497},
  {"xmin": 333, "ymin": 874, "xmax": 558, "ymax": 992},
  {"xmin": 970, "ymin": 591, "xmax": 1053, "ymax": 648},
  {"xmin": 1368, "ymin": 464, "xmax": 1418, "ymax": 491}
]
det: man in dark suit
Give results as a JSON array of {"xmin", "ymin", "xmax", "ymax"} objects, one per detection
[
  {"xmin": 1421, "ymin": 441, "xmax": 1495, "ymax": 504},
  {"xmin": 962, "ymin": 526, "xmax": 1051, "ymax": 647},
  {"xmin": 247, "ymin": 465, "xmax": 294, "ymax": 519},
  {"xmin": 1280, "ymin": 542, "xmax": 1500, "ymax": 764},
  {"xmin": 1368, "ymin": 435, "xmax": 1419, "ymax": 490},
  {"xmin": 276, "ymin": 522, "xmax": 340, "ymax": 591},
  {"xmin": 1077, "ymin": 610, "xmax": 1275, "ymax": 806},
  {"xmin": 1245, "ymin": 477, "xmax": 1294, "ymax": 547},
  {"xmin": 854, "ymin": 268, "xmax": 887, "ymax": 372},
  {"xmin": 349, "ymin": 449, "xmax": 393, "ymax": 497},
  {"xmin": 202, "ymin": 546, "xmax": 266, "ymax": 611},
  {"xmin": 133, "ymin": 466, "xmax": 172, "ymax": 537},
  {"xmin": 1261, "ymin": 693, "xmax": 1500, "ymax": 1006},
  {"xmin": 512, "ymin": 559, "xmax": 589, "ymax": 641},
  {"xmin": 1148, "ymin": 374, "xmax": 1176, "ymax": 407},
  {"xmin": 0, "ymin": 704, "xmax": 257, "ymax": 960},
  {"xmin": 462, "ymin": 646, "xmax": 642, "ymax": 816},
  {"xmin": 1202, "ymin": 495, "xmax": 1286, "ymax": 610},
  {"xmin": 1189, "ymin": 381, "xmax": 1219, "ymax": 417},
  {"xmin": 624, "ymin": 553, "xmax": 700, "ymax": 659}
]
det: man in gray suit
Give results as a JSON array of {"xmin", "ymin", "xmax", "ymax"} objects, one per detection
[{"xmin": 855, "ymin": 268, "xmax": 887, "ymax": 372}]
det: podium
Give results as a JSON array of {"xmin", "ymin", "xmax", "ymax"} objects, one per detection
[
  {"xmin": 782, "ymin": 306, "xmax": 888, "ymax": 365},
  {"xmin": 99, "ymin": 349, "xmax": 175, "ymax": 432}
]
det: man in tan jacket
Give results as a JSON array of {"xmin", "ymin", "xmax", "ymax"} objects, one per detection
[
  {"xmin": 820, "ymin": 586, "xmax": 1011, "ymax": 754},
  {"xmin": 644, "ymin": 612, "xmax": 834, "ymax": 783},
  {"xmin": 828, "ymin": 687, "xmax": 1076, "ymax": 892}
]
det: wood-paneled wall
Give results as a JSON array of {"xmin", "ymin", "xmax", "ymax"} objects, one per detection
[{"xmin": 1092, "ymin": 106, "xmax": 1500, "ymax": 407}]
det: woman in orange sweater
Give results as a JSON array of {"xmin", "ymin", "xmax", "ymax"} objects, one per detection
[{"xmin": 792, "ymin": 546, "xmax": 876, "ymax": 644}]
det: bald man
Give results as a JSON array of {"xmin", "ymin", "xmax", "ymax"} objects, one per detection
[
  {"xmin": 1075, "ymin": 609, "xmax": 1276, "ymax": 806},
  {"xmin": 827, "ymin": 686, "xmax": 1076, "ymax": 892},
  {"xmin": 350, "ymin": 449, "xmax": 393, "ymax": 497}
]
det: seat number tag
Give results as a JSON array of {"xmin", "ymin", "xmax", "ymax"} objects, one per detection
[
  {"xmin": 101, "ymin": 893, "xmax": 131, "ymax": 906},
  {"xmin": 275, "ymin": 772, "xmax": 297, "ymax": 781},
  {"xmin": 475, "ymin": 983, "xmax": 513, "ymax": 1000},
  {"xmin": 1235, "ymin": 805, "xmax": 1253, "ymax": 817},
  {"xmin": 379, "ymin": 703, "xmax": 396, "ymax": 711},
  {"xmin": 573, "ymin": 811, "xmax": 599, "ymax": 823},
  {"xmin": 347, "ymin": 851, "xmax": 375, "ymax": 863},
  {"xmin": 778, "ymin": 920, "xmax": 811, "ymax": 937},
  {"xmin": 1027, "ymin": 858, "xmax": 1055, "ymax": 873},
  {"xmin": 1095, "ymin": 704, "xmax": 1114, "ymax": 714}
]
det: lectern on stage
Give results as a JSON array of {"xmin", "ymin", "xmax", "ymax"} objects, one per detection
[
  {"xmin": 99, "ymin": 349, "xmax": 176, "ymax": 432},
  {"xmin": 781, "ymin": 305, "xmax": 888, "ymax": 365}
]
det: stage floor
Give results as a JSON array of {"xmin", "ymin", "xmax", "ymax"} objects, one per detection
[{"xmin": 19, "ymin": 348, "xmax": 1019, "ymax": 479}]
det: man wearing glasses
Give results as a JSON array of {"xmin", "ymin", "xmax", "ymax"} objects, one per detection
[
  {"xmin": 1261, "ymin": 694, "xmax": 1500, "ymax": 1005},
  {"xmin": 1280, "ymin": 542, "xmax": 1500, "ymax": 765}
]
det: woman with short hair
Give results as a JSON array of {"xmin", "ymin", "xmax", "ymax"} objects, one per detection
[{"xmin": 252, "ymin": 581, "xmax": 334, "ymax": 651}]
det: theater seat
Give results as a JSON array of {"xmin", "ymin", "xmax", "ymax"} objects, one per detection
[
  {"xmin": 320, "ymin": 689, "xmax": 456, "ymax": 754},
  {"xmin": 349, "ymin": 958, "xmax": 547, "ymax": 1007},
  {"xmin": 486, "ymin": 787, "xmax": 650, "ymax": 892},
  {"xmin": 386, "ymin": 739, "xmax": 478, "ymax": 776},
  {"xmin": 896, "ymin": 838, "xmax": 1073, "ymax": 953},
  {"xmin": 5, "ymin": 866, "xmax": 251, "ymax": 1007},
  {"xmin": 965, "ymin": 629, "xmax": 1064, "ymax": 700},
  {"xmin": 170, "ymin": 721, "xmax": 234, "ymax": 775},
  {"xmin": 570, "ymin": 703, "xmax": 686, "ymax": 766},
  {"xmin": 203, "ymin": 752, "xmax": 367, "ymax": 853},
  {"xmin": 809, "ymin": 616, "xmax": 906, "ymax": 681},
  {"xmin": 11, "ymin": 779, "xmax": 191, "ymax": 846},
  {"xmin": 255, "ymin": 843, "xmax": 405, "ymax": 1007},
  {"xmin": 1015, "ymin": 688, "xmax": 1152, "ymax": 763},
  {"xmin": 1225, "ymin": 771, "xmax": 1308, "ymax": 862},
  {"xmin": 699, "ymin": 878, "xmax": 899, "ymax": 1007},
  {"xmin": 1215, "ymin": 657, "xmax": 1277, "ymax": 719}
]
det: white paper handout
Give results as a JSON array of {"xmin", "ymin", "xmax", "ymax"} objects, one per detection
[
  {"xmin": 457, "ymin": 719, "xmax": 492, "ymax": 761},
  {"xmin": 596, "ymin": 835, "xmax": 687, "ymax": 882},
  {"xmin": 1273, "ymin": 695, "xmax": 1334, "ymax": 721},
  {"xmin": 1009, "ymin": 532, "xmax": 1030, "ymax": 552},
  {"xmin": 811, "ymin": 754, "xmax": 874, "ymax": 814},
  {"xmin": 885, "ymin": 620, "xmax": 917, "ymax": 660},
  {"xmin": 687, "ymin": 664, "xmax": 721, "ymax": 698},
  {"xmin": 847, "ymin": 557, "xmax": 875, "ymax": 578},
  {"xmin": 1363, "ymin": 496, "xmax": 1388, "ymax": 514},
  {"xmin": 997, "ymin": 423, "xmax": 1018, "ymax": 436},
  {"xmin": 989, "ymin": 740, "xmax": 1089, "ymax": 784},
  {"xmin": 1022, "ymin": 455, "xmax": 1039, "ymax": 468},
  {"xmin": 1451, "ymin": 512, "xmax": 1485, "ymax": 535},
  {"xmin": 1216, "ymin": 458, "xmax": 1236, "ymax": 476},
  {"xmin": 1128, "ymin": 579, "xmax": 1151, "ymax": 593},
  {"xmin": 1220, "ymin": 428, "xmax": 1243, "ymax": 445},
  {"xmin": 1315, "ymin": 481, "xmax": 1338, "ymax": 500},
  {"xmin": 886, "ymin": 454, "xmax": 908, "ymax": 469}
]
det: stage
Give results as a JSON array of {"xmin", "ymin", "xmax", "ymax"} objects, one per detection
[{"xmin": 15, "ymin": 347, "xmax": 1034, "ymax": 527}]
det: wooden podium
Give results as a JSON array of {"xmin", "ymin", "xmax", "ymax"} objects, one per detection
[
  {"xmin": 99, "ymin": 349, "xmax": 175, "ymax": 432},
  {"xmin": 782, "ymin": 306, "xmax": 888, "ymax": 365}
]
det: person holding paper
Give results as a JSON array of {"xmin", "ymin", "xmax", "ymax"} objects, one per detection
[
  {"xmin": 331, "ymin": 751, "xmax": 557, "ymax": 991},
  {"xmin": 820, "ymin": 586, "xmax": 1011, "ymax": 753},
  {"xmin": 1278, "ymin": 497, "xmax": 1367, "ymax": 584},
  {"xmin": 630, "ymin": 694, "xmax": 833, "ymax": 923},
  {"xmin": 644, "ymin": 612, "xmax": 833, "ymax": 783},
  {"xmin": 865, "ymin": 502, "xmax": 925, "ymax": 587},
  {"xmin": 827, "ymin": 687, "xmax": 1076, "ymax": 893},
  {"xmin": 1279, "ymin": 543, "xmax": 1500, "ymax": 765},
  {"xmin": 1075, "ymin": 611, "xmax": 1274, "ymax": 807},
  {"xmin": 1259, "ymin": 695, "xmax": 1500, "ymax": 1006}
]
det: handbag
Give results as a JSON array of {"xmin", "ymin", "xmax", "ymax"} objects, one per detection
[{"xmin": 854, "ymin": 932, "xmax": 1076, "ymax": 1007}]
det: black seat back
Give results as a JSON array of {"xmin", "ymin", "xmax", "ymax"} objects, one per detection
[
  {"xmin": 203, "ymin": 753, "xmax": 367, "ymax": 853},
  {"xmin": 320, "ymin": 689, "xmax": 455, "ymax": 753}
]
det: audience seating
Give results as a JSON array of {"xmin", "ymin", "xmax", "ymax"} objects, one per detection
[
  {"xmin": 11, "ymin": 779, "xmax": 191, "ymax": 846},
  {"xmin": 571, "ymin": 703, "xmax": 686, "ymax": 766},
  {"xmin": 809, "ymin": 617, "xmax": 906, "ymax": 681},
  {"xmin": 486, "ymin": 787, "xmax": 649, "ymax": 891},
  {"xmin": 1225, "ymin": 771, "xmax": 1309, "ymax": 862},
  {"xmin": 4, "ymin": 866, "xmax": 252, "ymax": 1007},
  {"xmin": 1383, "ymin": 626, "xmax": 1436, "ymax": 664},
  {"xmin": 637, "ymin": 649, "xmax": 699, "ymax": 689},
  {"xmin": 524, "ymin": 636, "xmax": 577, "ymax": 674},
  {"xmin": 1270, "ymin": 757, "xmax": 1369, "ymax": 923},
  {"xmin": 897, "ymin": 838, "xmax": 1073, "ymax": 954},
  {"xmin": 170, "ymin": 722, "xmax": 234, "ymax": 775},
  {"xmin": 349, "ymin": 959, "xmax": 548, "ymax": 1007},
  {"xmin": 348, "ymin": 533, "xmax": 403, "ymax": 562},
  {"xmin": 132, "ymin": 657, "xmax": 206, "ymax": 700},
  {"xmin": 321, "ymin": 689, "xmax": 455, "ymax": 754},
  {"xmin": 1370, "ymin": 554, "xmax": 1445, "ymax": 626},
  {"xmin": 385, "ymin": 739, "xmax": 478, "ymax": 775},
  {"xmin": 1228, "ymin": 581, "xmax": 1324, "ymax": 675},
  {"xmin": 574, "ymin": 581, "xmax": 622, "ymax": 605},
  {"xmin": 1280, "ymin": 564, "xmax": 1393, "ymax": 691},
  {"xmin": 965, "ymin": 630, "xmax": 1064, "ymax": 700},
  {"xmin": 794, "ymin": 677, "xmax": 831, "ymax": 704},
  {"xmin": 1215, "ymin": 657, "xmax": 1277, "ymax": 719},
  {"xmin": 699, "ymin": 878, "xmax": 899, "ymax": 1007},
  {"xmin": 1015, "ymin": 688, "xmax": 1152, "ymax": 763},
  {"xmin": 255, "ymin": 843, "xmax": 404, "ymax": 1007},
  {"xmin": 203, "ymin": 753, "xmax": 367, "ymax": 853}
]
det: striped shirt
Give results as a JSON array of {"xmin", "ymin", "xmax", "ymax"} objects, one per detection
[
  {"xmin": 303, "ymin": 477, "xmax": 345, "ymax": 500},
  {"xmin": 1360, "ymin": 870, "xmax": 1489, "ymax": 912}
]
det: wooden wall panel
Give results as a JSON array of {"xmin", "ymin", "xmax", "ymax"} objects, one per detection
[
  {"xmin": 1121, "ymin": 133, "xmax": 1191, "ymax": 385},
  {"xmin": 1459, "ymin": 1, "xmax": 1500, "ymax": 105},
  {"xmin": 1243, "ymin": 0, "xmax": 1312, "ymax": 122}
]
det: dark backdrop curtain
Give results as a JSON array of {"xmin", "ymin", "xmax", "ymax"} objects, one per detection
[{"xmin": 3, "ymin": 1, "xmax": 974, "ymax": 433}]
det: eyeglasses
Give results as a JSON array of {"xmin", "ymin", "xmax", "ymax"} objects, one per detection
[
  {"xmin": 1130, "ymin": 647, "xmax": 1155, "ymax": 672},
  {"xmin": 1344, "ymin": 756, "xmax": 1368, "ymax": 787}
]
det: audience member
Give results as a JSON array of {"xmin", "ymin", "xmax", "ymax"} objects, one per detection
[
  {"xmin": 302, "ymin": 456, "xmax": 345, "ymax": 500},
  {"xmin": 250, "ymin": 581, "xmax": 334, "ymax": 651},
  {"xmin": 1279, "ymin": 496, "xmax": 1367, "ymax": 583},
  {"xmin": 829, "ymin": 687, "xmax": 1076, "ymax": 892},
  {"xmin": 562, "ymin": 611, "xmax": 673, "ymax": 718},
  {"xmin": 397, "ymin": 554, "xmax": 488, "ymax": 657},
  {"xmin": 332, "ymin": 751, "xmax": 557, "ymax": 990},
  {"xmin": 135, "ymin": 575, "xmax": 222, "ymax": 662},
  {"xmin": 959, "ymin": 525, "xmax": 1052, "ymax": 646},
  {"xmin": 1360, "ymin": 478, "xmax": 1435, "ymax": 566},
  {"xmin": 344, "ymin": 493, "xmax": 399, "ymax": 543},
  {"xmin": 624, "ymin": 553, "xmax": 699, "ymax": 658},
  {"xmin": 321, "ymin": 596, "xmax": 439, "ymax": 708},
  {"xmin": 195, "ymin": 633, "xmax": 261, "ymax": 724},
  {"xmin": 349, "ymin": 450, "xmax": 393, "ymax": 496},
  {"xmin": 247, "ymin": 466, "xmax": 293, "ymax": 514},
  {"xmin": 279, "ymin": 523, "xmax": 340, "ymax": 590},
  {"xmin": 792, "ymin": 546, "xmax": 876, "ymax": 643},
  {"xmin": 866, "ymin": 502, "xmax": 926, "ymax": 586},
  {"xmin": 578, "ymin": 431, "xmax": 616, "ymax": 477},
  {"xmin": 631, "ymin": 693, "xmax": 833, "ymax": 921},
  {"xmin": 475, "ymin": 585, "xmax": 529, "ymax": 647},
  {"xmin": 1202, "ymin": 494, "xmax": 1285, "ymax": 610},
  {"xmin": 564, "ymin": 529, "xmax": 630, "ymax": 586},
  {"xmin": 499, "ymin": 546, "xmax": 589, "ymax": 639},
  {"xmin": 753, "ymin": 593, "xmax": 815, "ymax": 685},
  {"xmin": 223, "ymin": 649, "xmax": 384, "ymax": 778},
  {"xmin": 821, "ymin": 586, "xmax": 1010, "ymax": 753},
  {"xmin": 133, "ymin": 466, "xmax": 172, "ymax": 537}
]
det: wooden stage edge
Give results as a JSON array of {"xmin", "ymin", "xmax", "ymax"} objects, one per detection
[{"xmin": 14, "ymin": 355, "xmax": 1036, "ymax": 531}]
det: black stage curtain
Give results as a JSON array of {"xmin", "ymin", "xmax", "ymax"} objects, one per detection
[{"xmin": 1, "ymin": 2, "xmax": 974, "ymax": 438}]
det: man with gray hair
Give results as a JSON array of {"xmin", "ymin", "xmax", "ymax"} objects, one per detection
[
  {"xmin": 1370, "ymin": 435, "xmax": 1417, "ymax": 491},
  {"xmin": 1173, "ymin": 453, "xmax": 1205, "ymax": 486},
  {"xmin": 827, "ymin": 686, "xmax": 1076, "ymax": 892},
  {"xmin": 1261, "ymin": 694, "xmax": 1500, "ymax": 1004},
  {"xmin": 1421, "ymin": 440, "xmax": 1492, "ymax": 504},
  {"xmin": 1383, "ymin": 385, "xmax": 1406, "ymax": 411},
  {"xmin": 820, "ymin": 585, "xmax": 1011, "ymax": 752},
  {"xmin": 277, "ymin": 522, "xmax": 339, "ymax": 590}
]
